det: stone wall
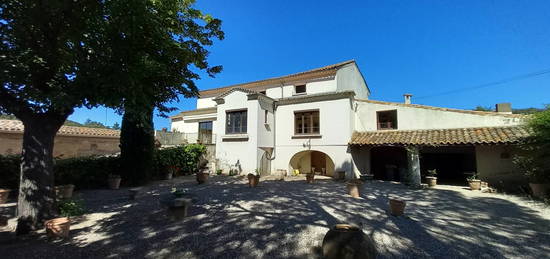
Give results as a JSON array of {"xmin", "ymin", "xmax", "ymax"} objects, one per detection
[{"xmin": 0, "ymin": 132, "xmax": 120, "ymax": 158}]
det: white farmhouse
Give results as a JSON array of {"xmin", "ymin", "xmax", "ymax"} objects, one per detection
[{"xmin": 171, "ymin": 60, "xmax": 529, "ymax": 189}]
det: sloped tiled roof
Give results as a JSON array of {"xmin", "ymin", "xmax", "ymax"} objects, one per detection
[
  {"xmin": 213, "ymin": 87, "xmax": 259, "ymax": 100},
  {"xmin": 349, "ymin": 126, "xmax": 530, "ymax": 146},
  {"xmin": 0, "ymin": 119, "xmax": 120, "ymax": 138},
  {"xmin": 199, "ymin": 60, "xmax": 356, "ymax": 97},
  {"xmin": 356, "ymin": 99, "xmax": 525, "ymax": 118}
]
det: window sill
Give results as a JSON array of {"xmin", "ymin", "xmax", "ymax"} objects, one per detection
[
  {"xmin": 291, "ymin": 134, "xmax": 322, "ymax": 139},
  {"xmin": 222, "ymin": 134, "xmax": 249, "ymax": 142},
  {"xmin": 292, "ymin": 93, "xmax": 307, "ymax": 96}
]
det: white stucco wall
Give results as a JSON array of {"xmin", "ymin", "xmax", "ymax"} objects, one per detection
[
  {"xmin": 171, "ymin": 114, "xmax": 217, "ymax": 134},
  {"xmin": 197, "ymin": 97, "xmax": 217, "ymax": 109},
  {"xmin": 354, "ymin": 101, "xmax": 523, "ymax": 131},
  {"xmin": 271, "ymin": 97, "xmax": 356, "ymax": 178},
  {"xmin": 336, "ymin": 63, "xmax": 370, "ymax": 99},
  {"xmin": 214, "ymin": 91, "xmax": 260, "ymax": 174},
  {"xmin": 263, "ymin": 79, "xmax": 337, "ymax": 99},
  {"xmin": 475, "ymin": 145, "xmax": 524, "ymax": 190}
]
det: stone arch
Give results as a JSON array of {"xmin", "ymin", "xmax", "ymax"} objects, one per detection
[{"xmin": 288, "ymin": 150, "xmax": 335, "ymax": 176}]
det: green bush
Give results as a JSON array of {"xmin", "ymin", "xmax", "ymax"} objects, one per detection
[
  {"xmin": 55, "ymin": 155, "xmax": 121, "ymax": 189},
  {"xmin": 0, "ymin": 143, "xmax": 207, "ymax": 190},
  {"xmin": 153, "ymin": 144, "xmax": 207, "ymax": 178},
  {"xmin": 58, "ymin": 198, "xmax": 86, "ymax": 217}
]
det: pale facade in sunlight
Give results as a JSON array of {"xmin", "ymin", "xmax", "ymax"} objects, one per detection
[{"xmin": 171, "ymin": 60, "xmax": 527, "ymax": 189}]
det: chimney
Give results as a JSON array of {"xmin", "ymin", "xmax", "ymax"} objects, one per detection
[
  {"xmin": 403, "ymin": 94, "xmax": 413, "ymax": 104},
  {"xmin": 495, "ymin": 103, "xmax": 512, "ymax": 114}
]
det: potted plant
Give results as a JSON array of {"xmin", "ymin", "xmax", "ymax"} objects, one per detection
[
  {"xmin": 216, "ymin": 169, "xmax": 223, "ymax": 175},
  {"xmin": 46, "ymin": 198, "xmax": 85, "ymax": 238},
  {"xmin": 306, "ymin": 172, "xmax": 315, "ymax": 183},
  {"xmin": 45, "ymin": 217, "xmax": 71, "ymax": 239},
  {"xmin": 108, "ymin": 174, "xmax": 121, "ymax": 190},
  {"xmin": 346, "ymin": 180, "xmax": 363, "ymax": 198},
  {"xmin": 0, "ymin": 189, "xmax": 11, "ymax": 204},
  {"xmin": 248, "ymin": 170, "xmax": 260, "ymax": 187},
  {"xmin": 389, "ymin": 199, "xmax": 406, "ymax": 216},
  {"xmin": 425, "ymin": 169, "xmax": 437, "ymax": 187},
  {"xmin": 514, "ymin": 155, "xmax": 550, "ymax": 198},
  {"xmin": 467, "ymin": 174, "xmax": 481, "ymax": 190},
  {"xmin": 196, "ymin": 168, "xmax": 209, "ymax": 184}
]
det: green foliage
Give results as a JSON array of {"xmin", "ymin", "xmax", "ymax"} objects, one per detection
[
  {"xmin": 83, "ymin": 119, "xmax": 109, "ymax": 129},
  {"xmin": 55, "ymin": 156, "xmax": 121, "ymax": 189},
  {"xmin": 514, "ymin": 106, "xmax": 550, "ymax": 183},
  {"xmin": 0, "ymin": 154, "xmax": 21, "ymax": 189},
  {"xmin": 467, "ymin": 174, "xmax": 478, "ymax": 181},
  {"xmin": 513, "ymin": 108, "xmax": 545, "ymax": 115},
  {"xmin": 216, "ymin": 169, "xmax": 223, "ymax": 175},
  {"xmin": 153, "ymin": 144, "xmax": 207, "ymax": 178},
  {"xmin": 112, "ymin": 122, "xmax": 121, "ymax": 130},
  {"xmin": 427, "ymin": 169, "xmax": 437, "ymax": 177},
  {"xmin": 58, "ymin": 199, "xmax": 86, "ymax": 217},
  {"xmin": 229, "ymin": 169, "xmax": 238, "ymax": 176},
  {"xmin": 120, "ymin": 107, "xmax": 155, "ymax": 186},
  {"xmin": 474, "ymin": 106, "xmax": 493, "ymax": 112}
]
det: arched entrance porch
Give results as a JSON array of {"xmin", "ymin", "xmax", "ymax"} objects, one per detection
[{"xmin": 288, "ymin": 150, "xmax": 335, "ymax": 176}]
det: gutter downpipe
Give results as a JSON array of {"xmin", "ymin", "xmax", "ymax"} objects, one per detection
[{"xmin": 267, "ymin": 81, "xmax": 284, "ymax": 161}]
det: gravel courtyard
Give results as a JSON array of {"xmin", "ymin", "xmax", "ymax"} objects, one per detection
[{"xmin": 1, "ymin": 175, "xmax": 549, "ymax": 258}]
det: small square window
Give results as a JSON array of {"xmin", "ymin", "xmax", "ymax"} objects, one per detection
[
  {"xmin": 377, "ymin": 110, "xmax": 398, "ymax": 130},
  {"xmin": 295, "ymin": 85, "xmax": 306, "ymax": 94}
]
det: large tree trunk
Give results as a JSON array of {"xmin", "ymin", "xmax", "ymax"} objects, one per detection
[
  {"xmin": 120, "ymin": 104, "xmax": 155, "ymax": 186},
  {"xmin": 16, "ymin": 117, "xmax": 63, "ymax": 235}
]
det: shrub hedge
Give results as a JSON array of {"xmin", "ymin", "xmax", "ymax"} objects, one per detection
[{"xmin": 0, "ymin": 144, "xmax": 207, "ymax": 190}]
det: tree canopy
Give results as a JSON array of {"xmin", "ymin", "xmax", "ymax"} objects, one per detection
[{"xmin": 0, "ymin": 0, "xmax": 223, "ymax": 234}]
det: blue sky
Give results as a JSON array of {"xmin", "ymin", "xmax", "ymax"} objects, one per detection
[{"xmin": 69, "ymin": 0, "xmax": 550, "ymax": 130}]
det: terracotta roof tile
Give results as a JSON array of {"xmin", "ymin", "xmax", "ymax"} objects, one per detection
[
  {"xmin": 349, "ymin": 126, "xmax": 530, "ymax": 146},
  {"xmin": 199, "ymin": 60, "xmax": 355, "ymax": 97},
  {"xmin": 0, "ymin": 119, "xmax": 120, "ymax": 138}
]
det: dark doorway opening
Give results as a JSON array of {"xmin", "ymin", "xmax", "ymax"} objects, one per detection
[
  {"xmin": 370, "ymin": 146, "xmax": 407, "ymax": 181},
  {"xmin": 420, "ymin": 146, "xmax": 476, "ymax": 186}
]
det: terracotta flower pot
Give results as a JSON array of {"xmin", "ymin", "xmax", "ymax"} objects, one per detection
[
  {"xmin": 306, "ymin": 173, "xmax": 315, "ymax": 183},
  {"xmin": 426, "ymin": 176, "xmax": 437, "ymax": 187},
  {"xmin": 468, "ymin": 179, "xmax": 481, "ymax": 190},
  {"xmin": 529, "ymin": 183, "xmax": 550, "ymax": 199},
  {"xmin": 347, "ymin": 182, "xmax": 362, "ymax": 198},
  {"xmin": 45, "ymin": 217, "xmax": 70, "ymax": 238},
  {"xmin": 55, "ymin": 184, "xmax": 75, "ymax": 200},
  {"xmin": 389, "ymin": 199, "xmax": 406, "ymax": 216},
  {"xmin": 108, "ymin": 176, "xmax": 121, "ymax": 190},
  {"xmin": 196, "ymin": 172, "xmax": 209, "ymax": 184},
  {"xmin": 322, "ymin": 224, "xmax": 377, "ymax": 259},
  {"xmin": 248, "ymin": 174, "xmax": 260, "ymax": 187},
  {"xmin": 0, "ymin": 189, "xmax": 10, "ymax": 204}
]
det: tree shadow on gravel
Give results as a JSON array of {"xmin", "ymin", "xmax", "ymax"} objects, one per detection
[{"xmin": 0, "ymin": 177, "xmax": 549, "ymax": 258}]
